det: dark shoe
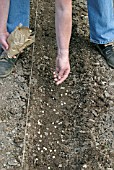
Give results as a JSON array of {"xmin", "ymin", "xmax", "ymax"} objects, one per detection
[
  {"xmin": 0, "ymin": 51, "xmax": 17, "ymax": 78},
  {"xmin": 0, "ymin": 59, "xmax": 15, "ymax": 78},
  {"xmin": 0, "ymin": 45, "xmax": 3, "ymax": 56},
  {"xmin": 95, "ymin": 43, "xmax": 114, "ymax": 68}
]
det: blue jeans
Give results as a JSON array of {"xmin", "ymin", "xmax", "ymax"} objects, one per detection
[
  {"xmin": 7, "ymin": 0, "xmax": 30, "ymax": 33},
  {"xmin": 7, "ymin": 0, "xmax": 114, "ymax": 44},
  {"xmin": 88, "ymin": 0, "xmax": 114, "ymax": 44}
]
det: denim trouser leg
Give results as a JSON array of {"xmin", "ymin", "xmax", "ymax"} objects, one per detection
[
  {"xmin": 7, "ymin": 0, "xmax": 30, "ymax": 33},
  {"xmin": 87, "ymin": 0, "xmax": 114, "ymax": 44}
]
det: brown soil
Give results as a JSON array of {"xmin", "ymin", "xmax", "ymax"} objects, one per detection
[{"xmin": 0, "ymin": 1, "xmax": 114, "ymax": 170}]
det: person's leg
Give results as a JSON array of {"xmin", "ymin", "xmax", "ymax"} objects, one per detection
[
  {"xmin": 87, "ymin": 0, "xmax": 114, "ymax": 68},
  {"xmin": 87, "ymin": 0, "xmax": 114, "ymax": 44},
  {"xmin": 7, "ymin": 0, "xmax": 30, "ymax": 33}
]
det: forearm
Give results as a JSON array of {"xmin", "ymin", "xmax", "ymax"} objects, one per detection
[
  {"xmin": 55, "ymin": 0, "xmax": 72, "ymax": 54},
  {"xmin": 0, "ymin": 0, "xmax": 10, "ymax": 33}
]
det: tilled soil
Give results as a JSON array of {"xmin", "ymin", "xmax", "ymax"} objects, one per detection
[{"xmin": 0, "ymin": 0, "xmax": 114, "ymax": 170}]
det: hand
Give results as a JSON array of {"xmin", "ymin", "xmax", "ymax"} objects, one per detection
[
  {"xmin": 0, "ymin": 32, "xmax": 9, "ymax": 50},
  {"xmin": 53, "ymin": 49, "xmax": 70, "ymax": 85}
]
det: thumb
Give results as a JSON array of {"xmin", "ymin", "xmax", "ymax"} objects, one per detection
[{"xmin": 2, "ymin": 40, "xmax": 9, "ymax": 50}]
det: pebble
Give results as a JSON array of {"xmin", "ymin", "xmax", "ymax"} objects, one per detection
[
  {"xmin": 112, "ymin": 141, "xmax": 114, "ymax": 149},
  {"xmin": 104, "ymin": 91, "xmax": 110, "ymax": 98},
  {"xmin": 92, "ymin": 110, "xmax": 98, "ymax": 117},
  {"xmin": 18, "ymin": 76, "xmax": 25, "ymax": 82},
  {"xmin": 8, "ymin": 159, "xmax": 18, "ymax": 166},
  {"xmin": 109, "ymin": 81, "xmax": 114, "ymax": 86},
  {"xmin": 44, "ymin": 132, "xmax": 48, "ymax": 136}
]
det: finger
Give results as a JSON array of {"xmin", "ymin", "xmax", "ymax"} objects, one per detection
[
  {"xmin": 55, "ymin": 67, "xmax": 59, "ymax": 74},
  {"xmin": 2, "ymin": 40, "xmax": 9, "ymax": 50},
  {"xmin": 56, "ymin": 69, "xmax": 70, "ymax": 85},
  {"xmin": 58, "ymin": 69, "xmax": 64, "ymax": 80},
  {"xmin": 8, "ymin": 55, "xmax": 17, "ymax": 59}
]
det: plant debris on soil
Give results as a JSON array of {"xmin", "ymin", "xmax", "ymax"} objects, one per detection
[{"xmin": 0, "ymin": 0, "xmax": 114, "ymax": 170}]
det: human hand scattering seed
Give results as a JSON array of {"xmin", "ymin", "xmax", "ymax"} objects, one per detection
[{"xmin": 1, "ymin": 24, "xmax": 35, "ymax": 59}]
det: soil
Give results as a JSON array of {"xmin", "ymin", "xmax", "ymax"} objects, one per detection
[{"xmin": 0, "ymin": 0, "xmax": 114, "ymax": 170}]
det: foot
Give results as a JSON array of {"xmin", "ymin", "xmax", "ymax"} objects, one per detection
[
  {"xmin": 0, "ymin": 50, "xmax": 17, "ymax": 78},
  {"xmin": 95, "ymin": 43, "xmax": 114, "ymax": 68},
  {"xmin": 0, "ymin": 59, "xmax": 15, "ymax": 78}
]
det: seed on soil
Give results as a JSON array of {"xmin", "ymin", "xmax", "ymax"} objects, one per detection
[
  {"xmin": 38, "ymin": 131, "xmax": 40, "ymax": 134},
  {"xmin": 37, "ymin": 147, "xmax": 40, "ymax": 151},
  {"xmin": 52, "ymin": 156, "xmax": 55, "ymax": 159},
  {"xmin": 58, "ymin": 122, "xmax": 62, "ymax": 125},
  {"xmin": 43, "ymin": 147, "xmax": 47, "ymax": 151},
  {"xmin": 60, "ymin": 87, "xmax": 65, "ymax": 90},
  {"xmin": 83, "ymin": 164, "xmax": 87, "ymax": 168},
  {"xmin": 40, "ymin": 135, "xmax": 42, "ymax": 138},
  {"xmin": 38, "ymin": 120, "xmax": 42, "ymax": 126},
  {"xmin": 58, "ymin": 164, "xmax": 62, "ymax": 168},
  {"xmin": 55, "ymin": 112, "xmax": 59, "ymax": 115}
]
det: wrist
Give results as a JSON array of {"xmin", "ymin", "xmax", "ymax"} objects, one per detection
[
  {"xmin": 57, "ymin": 49, "xmax": 69, "ymax": 56},
  {"xmin": 0, "ymin": 27, "xmax": 8, "ymax": 33},
  {"xmin": 0, "ymin": 32, "xmax": 8, "ymax": 35}
]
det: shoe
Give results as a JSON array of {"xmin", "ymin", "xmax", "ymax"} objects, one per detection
[
  {"xmin": 0, "ymin": 51, "xmax": 17, "ymax": 78},
  {"xmin": 95, "ymin": 43, "xmax": 114, "ymax": 68},
  {"xmin": 0, "ymin": 46, "xmax": 15, "ymax": 78},
  {"xmin": 0, "ymin": 45, "xmax": 3, "ymax": 56}
]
